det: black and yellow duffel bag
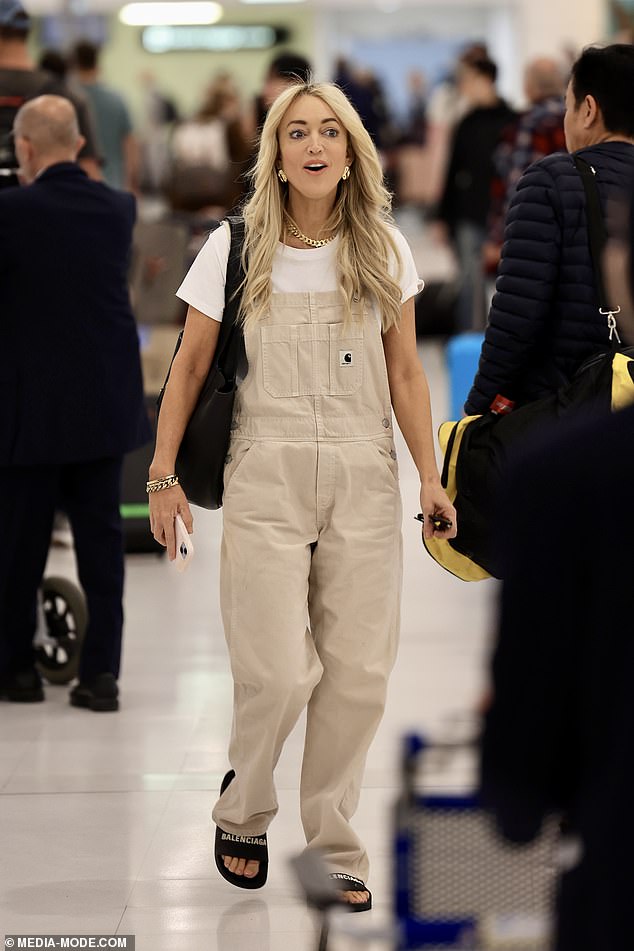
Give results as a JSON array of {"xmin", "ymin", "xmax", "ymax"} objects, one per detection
[{"xmin": 424, "ymin": 346, "xmax": 634, "ymax": 582}]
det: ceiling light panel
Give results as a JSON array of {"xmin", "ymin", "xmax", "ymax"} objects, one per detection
[{"xmin": 119, "ymin": 2, "xmax": 223, "ymax": 26}]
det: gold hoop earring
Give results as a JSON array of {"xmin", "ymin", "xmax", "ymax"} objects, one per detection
[
  {"xmin": 341, "ymin": 166, "xmax": 351, "ymax": 181},
  {"xmin": 277, "ymin": 168, "xmax": 288, "ymax": 184}
]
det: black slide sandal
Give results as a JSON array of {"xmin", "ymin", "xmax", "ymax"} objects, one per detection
[
  {"xmin": 329, "ymin": 872, "xmax": 372, "ymax": 912},
  {"xmin": 214, "ymin": 769, "xmax": 269, "ymax": 890}
]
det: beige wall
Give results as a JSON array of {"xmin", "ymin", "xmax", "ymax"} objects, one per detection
[
  {"xmin": 517, "ymin": 0, "xmax": 607, "ymax": 64},
  {"xmin": 95, "ymin": 7, "xmax": 315, "ymax": 122}
]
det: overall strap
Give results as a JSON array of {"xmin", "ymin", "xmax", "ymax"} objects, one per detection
[{"xmin": 573, "ymin": 155, "xmax": 621, "ymax": 344}]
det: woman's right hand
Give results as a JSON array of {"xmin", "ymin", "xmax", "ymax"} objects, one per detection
[{"xmin": 149, "ymin": 484, "xmax": 194, "ymax": 560}]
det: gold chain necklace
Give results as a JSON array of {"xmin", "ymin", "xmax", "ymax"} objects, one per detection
[{"xmin": 285, "ymin": 216, "xmax": 337, "ymax": 249}]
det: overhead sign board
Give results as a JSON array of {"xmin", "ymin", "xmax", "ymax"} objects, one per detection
[{"xmin": 141, "ymin": 24, "xmax": 289, "ymax": 53}]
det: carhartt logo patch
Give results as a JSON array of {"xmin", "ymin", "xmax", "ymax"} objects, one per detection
[{"xmin": 339, "ymin": 350, "xmax": 354, "ymax": 367}]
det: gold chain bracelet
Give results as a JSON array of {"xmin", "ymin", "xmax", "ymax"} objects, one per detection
[{"xmin": 146, "ymin": 474, "xmax": 179, "ymax": 494}]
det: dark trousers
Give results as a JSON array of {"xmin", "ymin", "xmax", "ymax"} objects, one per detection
[{"xmin": 0, "ymin": 457, "xmax": 125, "ymax": 682}]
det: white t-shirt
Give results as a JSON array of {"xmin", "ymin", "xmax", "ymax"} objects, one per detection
[{"xmin": 175, "ymin": 222, "xmax": 423, "ymax": 325}]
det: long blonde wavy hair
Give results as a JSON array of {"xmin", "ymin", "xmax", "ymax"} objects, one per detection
[{"xmin": 240, "ymin": 81, "xmax": 403, "ymax": 332}]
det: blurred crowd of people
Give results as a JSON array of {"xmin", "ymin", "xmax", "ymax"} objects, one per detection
[
  {"xmin": 17, "ymin": 41, "xmax": 574, "ymax": 334},
  {"xmin": 0, "ymin": 4, "xmax": 579, "ymax": 336}
]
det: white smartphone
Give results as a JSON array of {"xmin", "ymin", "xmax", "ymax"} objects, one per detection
[{"xmin": 174, "ymin": 514, "xmax": 194, "ymax": 572}]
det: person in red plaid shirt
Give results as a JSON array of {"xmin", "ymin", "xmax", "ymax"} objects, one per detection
[{"xmin": 483, "ymin": 58, "xmax": 566, "ymax": 275}]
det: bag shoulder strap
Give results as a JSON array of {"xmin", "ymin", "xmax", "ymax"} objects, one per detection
[
  {"xmin": 573, "ymin": 155, "xmax": 610, "ymax": 310},
  {"xmin": 213, "ymin": 216, "xmax": 246, "ymax": 378},
  {"xmin": 573, "ymin": 154, "xmax": 622, "ymax": 345},
  {"xmin": 224, "ymin": 216, "xmax": 246, "ymax": 319},
  {"xmin": 157, "ymin": 217, "xmax": 245, "ymax": 407}
]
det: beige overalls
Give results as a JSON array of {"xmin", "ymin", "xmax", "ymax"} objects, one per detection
[{"xmin": 212, "ymin": 290, "xmax": 403, "ymax": 881}]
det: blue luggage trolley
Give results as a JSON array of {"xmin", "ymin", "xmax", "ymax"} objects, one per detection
[{"xmin": 394, "ymin": 734, "xmax": 558, "ymax": 951}]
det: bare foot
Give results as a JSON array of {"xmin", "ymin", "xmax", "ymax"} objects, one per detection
[{"xmin": 223, "ymin": 856, "xmax": 260, "ymax": 879}]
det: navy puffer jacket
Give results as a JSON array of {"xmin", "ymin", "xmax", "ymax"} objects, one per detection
[{"xmin": 465, "ymin": 142, "xmax": 634, "ymax": 415}]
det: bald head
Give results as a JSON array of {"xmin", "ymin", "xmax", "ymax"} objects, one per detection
[
  {"xmin": 13, "ymin": 95, "xmax": 83, "ymax": 180},
  {"xmin": 15, "ymin": 95, "xmax": 80, "ymax": 152},
  {"xmin": 524, "ymin": 58, "xmax": 565, "ymax": 104}
]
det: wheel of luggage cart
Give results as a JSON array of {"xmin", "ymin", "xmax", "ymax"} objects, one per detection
[{"xmin": 34, "ymin": 576, "xmax": 88, "ymax": 685}]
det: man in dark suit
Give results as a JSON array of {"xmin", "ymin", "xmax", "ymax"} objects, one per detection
[
  {"xmin": 0, "ymin": 94, "xmax": 150, "ymax": 710},
  {"xmin": 479, "ymin": 200, "xmax": 634, "ymax": 947}
]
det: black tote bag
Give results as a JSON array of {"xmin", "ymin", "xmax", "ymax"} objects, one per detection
[{"xmin": 157, "ymin": 216, "xmax": 246, "ymax": 509}]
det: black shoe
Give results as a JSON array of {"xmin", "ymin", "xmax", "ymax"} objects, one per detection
[
  {"xmin": 0, "ymin": 668, "xmax": 45, "ymax": 703},
  {"xmin": 70, "ymin": 673, "xmax": 119, "ymax": 712}
]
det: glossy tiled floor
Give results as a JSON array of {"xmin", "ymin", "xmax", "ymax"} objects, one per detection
[{"xmin": 0, "ymin": 217, "xmax": 498, "ymax": 949}]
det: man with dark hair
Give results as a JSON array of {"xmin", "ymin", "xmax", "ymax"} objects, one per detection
[
  {"xmin": 465, "ymin": 44, "xmax": 634, "ymax": 415},
  {"xmin": 249, "ymin": 50, "xmax": 312, "ymax": 137},
  {"xmin": 436, "ymin": 56, "xmax": 516, "ymax": 331},
  {"xmin": 0, "ymin": 0, "xmax": 100, "ymax": 187},
  {"xmin": 569, "ymin": 43, "xmax": 634, "ymax": 138},
  {"xmin": 267, "ymin": 51, "xmax": 311, "ymax": 84},
  {"xmin": 0, "ymin": 95, "xmax": 150, "ymax": 710},
  {"xmin": 72, "ymin": 39, "xmax": 137, "ymax": 191},
  {"xmin": 37, "ymin": 49, "xmax": 68, "ymax": 80}
]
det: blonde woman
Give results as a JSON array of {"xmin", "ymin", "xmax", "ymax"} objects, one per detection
[{"xmin": 149, "ymin": 81, "xmax": 456, "ymax": 910}]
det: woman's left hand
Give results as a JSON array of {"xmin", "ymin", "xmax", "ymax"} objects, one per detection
[{"xmin": 420, "ymin": 484, "xmax": 457, "ymax": 540}]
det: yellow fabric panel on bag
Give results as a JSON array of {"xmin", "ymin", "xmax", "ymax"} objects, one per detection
[
  {"xmin": 611, "ymin": 353, "xmax": 634, "ymax": 412},
  {"xmin": 424, "ymin": 416, "xmax": 491, "ymax": 583}
]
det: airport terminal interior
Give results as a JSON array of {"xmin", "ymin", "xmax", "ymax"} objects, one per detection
[
  {"xmin": 0, "ymin": 352, "xmax": 496, "ymax": 951},
  {"xmin": 0, "ymin": 0, "xmax": 627, "ymax": 946},
  {"xmin": 0, "ymin": 355, "xmax": 496, "ymax": 951},
  {"xmin": 0, "ymin": 213, "xmax": 496, "ymax": 947}
]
